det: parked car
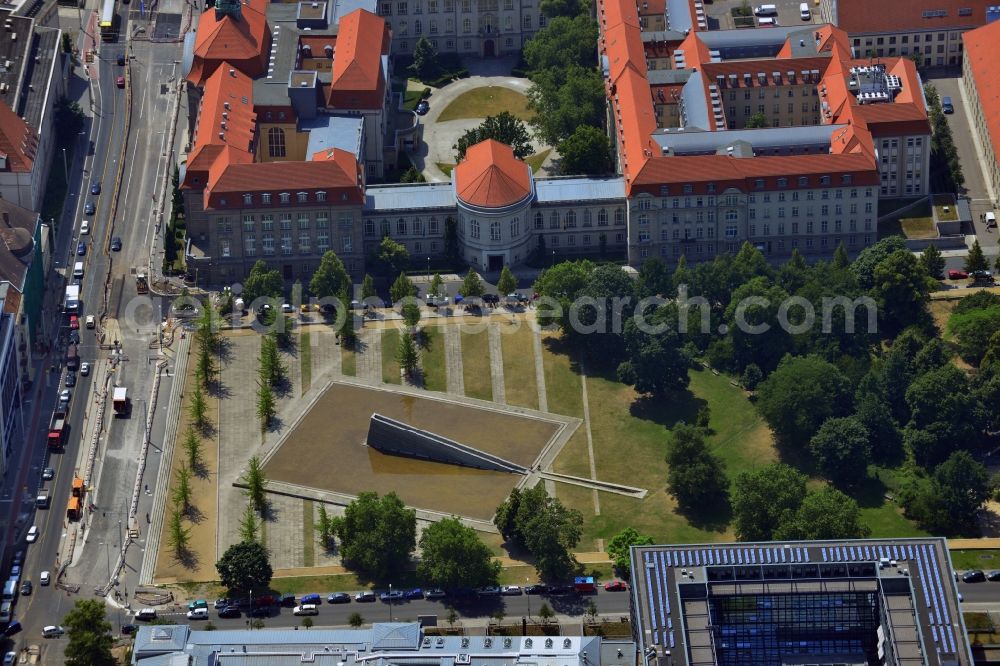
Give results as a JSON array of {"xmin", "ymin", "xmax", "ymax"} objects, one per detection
[
  {"xmin": 501, "ymin": 586, "xmax": 522, "ymax": 596},
  {"xmin": 477, "ymin": 586, "xmax": 501, "ymax": 597},
  {"xmin": 548, "ymin": 585, "xmax": 575, "ymax": 596},
  {"xmin": 80, "ymin": 362, "xmax": 91, "ymax": 375},
  {"xmin": 604, "ymin": 580, "xmax": 629, "ymax": 591},
  {"xmin": 39, "ymin": 571, "xmax": 50, "ymax": 585},
  {"xmin": 3, "ymin": 622, "xmax": 20, "ymax": 637},
  {"xmin": 90, "ymin": 182, "xmax": 101, "ymax": 195},
  {"xmin": 84, "ymin": 201, "xmax": 96, "ymax": 215},
  {"xmin": 69, "ymin": 331, "xmax": 80, "ymax": 345},
  {"xmin": 186, "ymin": 608, "xmax": 209, "ymax": 620},
  {"xmin": 122, "ymin": 624, "xmax": 138, "ymax": 635},
  {"xmin": 65, "ymin": 374, "xmax": 76, "ymax": 388},
  {"xmin": 187, "ymin": 599, "xmax": 208, "ymax": 611},
  {"xmin": 327, "ymin": 592, "xmax": 351, "ymax": 604},
  {"xmin": 42, "ymin": 625, "xmax": 65, "ymax": 638},
  {"xmin": 10, "ymin": 565, "xmax": 20, "ymax": 579},
  {"xmin": 524, "ymin": 585, "xmax": 549, "ymax": 595},
  {"xmin": 293, "ymin": 604, "xmax": 319, "ymax": 616},
  {"xmin": 42, "ymin": 468, "xmax": 54, "ymax": 481},
  {"xmin": 213, "ymin": 598, "xmax": 230, "ymax": 609},
  {"xmin": 69, "ymin": 315, "xmax": 79, "ymax": 330},
  {"xmin": 59, "ymin": 389, "xmax": 72, "ymax": 405},
  {"xmin": 942, "ymin": 96, "xmax": 954, "ymax": 113},
  {"xmin": 986, "ymin": 570, "xmax": 1000, "ymax": 581},
  {"xmin": 300, "ymin": 593, "xmax": 322, "ymax": 605},
  {"xmin": 403, "ymin": 588, "xmax": 424, "ymax": 600},
  {"xmin": 380, "ymin": 591, "xmax": 404, "ymax": 602},
  {"xmin": 279, "ymin": 594, "xmax": 297, "ymax": 607},
  {"xmin": 77, "ymin": 241, "xmax": 87, "ymax": 256},
  {"xmin": 117, "ymin": 54, "xmax": 126, "ymax": 66},
  {"xmin": 415, "ymin": 100, "xmax": 429, "ymax": 115},
  {"xmin": 80, "ymin": 220, "xmax": 90, "ymax": 235},
  {"xmin": 3, "ymin": 651, "xmax": 15, "ymax": 665},
  {"xmin": 425, "ymin": 589, "xmax": 446, "ymax": 599},
  {"xmin": 116, "ymin": 75, "xmax": 125, "ymax": 88},
  {"xmin": 948, "ymin": 269, "xmax": 969, "ymax": 280},
  {"xmin": 11, "ymin": 551, "xmax": 23, "ymax": 566},
  {"xmin": 85, "ymin": 315, "xmax": 96, "ymax": 329},
  {"xmin": 355, "ymin": 591, "xmax": 376, "ymax": 602},
  {"xmin": 249, "ymin": 606, "xmax": 271, "ymax": 617},
  {"xmin": 217, "ymin": 606, "xmax": 241, "ymax": 618},
  {"xmin": 26, "ymin": 526, "xmax": 38, "ymax": 543},
  {"xmin": 963, "ymin": 570, "xmax": 987, "ymax": 583},
  {"xmin": 19, "ymin": 581, "xmax": 31, "ymax": 596},
  {"xmin": 254, "ymin": 595, "xmax": 276, "ymax": 607},
  {"xmin": 111, "ymin": 236, "xmax": 122, "ymax": 251}
]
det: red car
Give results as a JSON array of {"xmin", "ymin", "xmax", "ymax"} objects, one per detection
[
  {"xmin": 947, "ymin": 269, "xmax": 969, "ymax": 280},
  {"xmin": 116, "ymin": 75, "xmax": 125, "ymax": 88},
  {"xmin": 69, "ymin": 315, "xmax": 79, "ymax": 330},
  {"xmin": 604, "ymin": 580, "xmax": 629, "ymax": 591}
]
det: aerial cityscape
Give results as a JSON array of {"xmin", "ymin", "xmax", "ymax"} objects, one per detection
[{"xmin": 1, "ymin": 0, "xmax": 1000, "ymax": 662}]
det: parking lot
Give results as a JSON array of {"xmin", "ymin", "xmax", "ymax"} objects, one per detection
[{"xmin": 703, "ymin": 0, "xmax": 822, "ymax": 30}]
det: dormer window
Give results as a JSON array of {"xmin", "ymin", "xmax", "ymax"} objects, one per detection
[
  {"xmin": 243, "ymin": 193, "xmax": 252, "ymax": 205},
  {"xmin": 683, "ymin": 184, "xmax": 693, "ymax": 194},
  {"xmin": 797, "ymin": 176, "xmax": 808, "ymax": 187},
  {"xmin": 777, "ymin": 177, "xmax": 787, "ymax": 188},
  {"xmin": 755, "ymin": 179, "xmax": 765, "ymax": 189},
  {"xmin": 219, "ymin": 198, "xmax": 227, "ymax": 206},
  {"xmin": 659, "ymin": 185, "xmax": 669, "ymax": 196},
  {"xmin": 819, "ymin": 176, "xmax": 830, "ymax": 185},
  {"xmin": 297, "ymin": 192, "xmax": 308, "ymax": 203},
  {"xmin": 280, "ymin": 192, "xmax": 291, "ymax": 204},
  {"xmin": 707, "ymin": 182, "xmax": 716, "ymax": 193},
  {"xmin": 841, "ymin": 174, "xmax": 852, "ymax": 184},
  {"xmin": 317, "ymin": 191, "xmax": 327, "ymax": 202}
]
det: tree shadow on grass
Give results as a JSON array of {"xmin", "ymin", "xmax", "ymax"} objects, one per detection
[
  {"xmin": 173, "ymin": 547, "xmax": 200, "ymax": 570},
  {"xmin": 192, "ymin": 459, "xmax": 210, "ymax": 480},
  {"xmin": 629, "ymin": 391, "xmax": 707, "ymax": 430},
  {"xmin": 416, "ymin": 327, "xmax": 434, "ymax": 350},
  {"xmin": 184, "ymin": 505, "xmax": 206, "ymax": 525},
  {"xmin": 844, "ymin": 473, "xmax": 889, "ymax": 510},
  {"xmin": 676, "ymin": 497, "xmax": 732, "ymax": 533}
]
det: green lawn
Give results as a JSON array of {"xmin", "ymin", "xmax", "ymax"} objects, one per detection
[
  {"xmin": 500, "ymin": 324, "xmax": 538, "ymax": 409},
  {"xmin": 419, "ymin": 326, "xmax": 447, "ymax": 391},
  {"xmin": 526, "ymin": 149, "xmax": 551, "ymax": 174},
  {"xmin": 540, "ymin": 334, "xmax": 583, "ymax": 418},
  {"xmin": 461, "ymin": 329, "xmax": 493, "ymax": 401},
  {"xmin": 436, "ymin": 163, "xmax": 455, "ymax": 177},
  {"xmin": 342, "ymin": 345, "xmax": 357, "ymax": 377},
  {"xmin": 300, "ymin": 331, "xmax": 312, "ymax": 394},
  {"xmin": 403, "ymin": 89, "xmax": 425, "ymax": 111},
  {"xmin": 382, "ymin": 328, "xmax": 402, "ymax": 384},
  {"xmin": 949, "ymin": 549, "xmax": 1000, "ymax": 571},
  {"xmin": 900, "ymin": 217, "xmax": 937, "ymax": 238},
  {"xmin": 437, "ymin": 86, "xmax": 534, "ymax": 122}
]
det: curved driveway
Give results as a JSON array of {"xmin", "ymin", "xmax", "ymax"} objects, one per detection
[{"xmin": 410, "ymin": 76, "xmax": 545, "ymax": 182}]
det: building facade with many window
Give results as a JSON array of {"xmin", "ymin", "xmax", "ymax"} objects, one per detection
[{"xmin": 961, "ymin": 19, "xmax": 1000, "ymax": 204}]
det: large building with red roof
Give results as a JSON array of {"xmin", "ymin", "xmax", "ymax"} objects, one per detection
[
  {"xmin": 820, "ymin": 0, "xmax": 994, "ymax": 68},
  {"xmin": 962, "ymin": 18, "xmax": 1000, "ymax": 204}
]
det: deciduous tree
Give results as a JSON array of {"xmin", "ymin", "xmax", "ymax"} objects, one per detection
[
  {"xmin": 189, "ymin": 384, "xmax": 208, "ymax": 431},
  {"xmin": 871, "ymin": 249, "xmax": 931, "ymax": 335},
  {"xmin": 919, "ymin": 244, "xmax": 945, "ymax": 279},
  {"xmin": 398, "ymin": 330, "xmax": 419, "ymax": 377},
  {"xmin": 460, "ymin": 269, "xmax": 486, "ymax": 299},
  {"xmin": 310, "ymin": 250, "xmax": 351, "ymax": 300},
  {"xmin": 242, "ymin": 259, "xmax": 284, "ymax": 303},
  {"xmin": 966, "ymin": 239, "xmax": 989, "ymax": 273},
  {"xmin": 242, "ymin": 456, "xmax": 268, "ymax": 513},
  {"xmin": 453, "ymin": 112, "xmax": 533, "ymax": 162},
  {"xmin": 755, "ymin": 355, "xmax": 852, "ymax": 446},
  {"xmin": 377, "ymin": 237, "xmax": 410, "ymax": 277},
  {"xmin": 617, "ymin": 308, "xmax": 690, "ymax": 395},
  {"xmin": 167, "ymin": 508, "xmax": 190, "ymax": 558},
  {"xmin": 173, "ymin": 464, "xmax": 193, "ymax": 514},
  {"xmin": 410, "ymin": 36, "xmax": 441, "ymax": 79},
  {"xmin": 417, "ymin": 517, "xmax": 500, "ymax": 591},
  {"xmin": 773, "ymin": 487, "xmax": 871, "ymax": 540},
  {"xmin": 527, "ymin": 65, "xmax": 606, "ymax": 145},
  {"xmin": 216, "ymin": 540, "xmax": 273, "ymax": 592},
  {"xmin": 183, "ymin": 427, "xmax": 202, "ymax": 472},
  {"xmin": 556, "ymin": 125, "xmax": 612, "ymax": 175},
  {"xmin": 809, "ymin": 417, "xmax": 872, "ymax": 487},
  {"xmin": 606, "ymin": 527, "xmax": 654, "ymax": 578},
  {"xmin": 390, "ymin": 272, "xmax": 418, "ymax": 303},
  {"xmin": 334, "ymin": 492, "xmax": 416, "ymax": 581},
  {"xmin": 361, "ymin": 273, "xmax": 378, "ymax": 301},
  {"xmin": 497, "ymin": 265, "xmax": 518, "ymax": 296},
  {"xmin": 732, "ymin": 463, "xmax": 808, "ymax": 541},
  {"xmin": 239, "ymin": 502, "xmax": 260, "ymax": 543},
  {"xmin": 63, "ymin": 600, "xmax": 115, "ymax": 666}
]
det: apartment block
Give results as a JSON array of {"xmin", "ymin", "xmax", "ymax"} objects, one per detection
[{"xmin": 962, "ymin": 19, "xmax": 1000, "ymax": 202}]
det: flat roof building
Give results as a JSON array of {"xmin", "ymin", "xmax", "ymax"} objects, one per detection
[
  {"xmin": 629, "ymin": 538, "xmax": 971, "ymax": 666},
  {"xmin": 131, "ymin": 622, "xmax": 638, "ymax": 666}
]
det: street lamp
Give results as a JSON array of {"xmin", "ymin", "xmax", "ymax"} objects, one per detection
[
  {"xmin": 551, "ymin": 250, "xmax": 555, "ymax": 267},
  {"xmin": 426, "ymin": 256, "xmax": 430, "ymax": 276},
  {"xmin": 62, "ymin": 148, "xmax": 68, "ymax": 184},
  {"xmin": 526, "ymin": 577, "xmax": 530, "ymax": 620},
  {"xmin": 388, "ymin": 583, "xmax": 393, "ymax": 622}
]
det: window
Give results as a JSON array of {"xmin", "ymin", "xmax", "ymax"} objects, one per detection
[
  {"xmin": 462, "ymin": 17, "xmax": 471, "ymax": 31},
  {"xmin": 280, "ymin": 192, "xmax": 291, "ymax": 204},
  {"xmin": 381, "ymin": 219, "xmax": 391, "ymax": 236},
  {"xmin": 598, "ymin": 209, "xmax": 608, "ymax": 226},
  {"xmin": 414, "ymin": 19, "xmax": 422, "ymax": 32},
  {"xmin": 298, "ymin": 215, "xmax": 310, "ymax": 229},
  {"xmin": 398, "ymin": 1, "xmax": 407, "ymax": 12},
  {"xmin": 583, "ymin": 209, "xmax": 592, "ymax": 227},
  {"xmin": 522, "ymin": 14, "xmax": 531, "ymax": 28},
  {"xmin": 470, "ymin": 219, "xmax": 480, "ymax": 239},
  {"xmin": 566, "ymin": 210, "xmax": 577, "ymax": 228},
  {"xmin": 535, "ymin": 212, "xmax": 544, "ymax": 229},
  {"xmin": 429, "ymin": 218, "xmax": 440, "ymax": 234},
  {"xmin": 268, "ymin": 128, "xmax": 286, "ymax": 157},
  {"xmin": 510, "ymin": 218, "xmax": 519, "ymax": 237},
  {"xmin": 550, "ymin": 211, "xmax": 559, "ymax": 229},
  {"xmin": 281, "ymin": 233, "xmax": 293, "ymax": 255},
  {"xmin": 615, "ymin": 208, "xmax": 625, "ymax": 225},
  {"xmin": 365, "ymin": 220, "xmax": 376, "ymax": 237},
  {"xmin": 413, "ymin": 218, "xmax": 424, "ymax": 235},
  {"xmin": 318, "ymin": 233, "xmax": 330, "ymax": 251},
  {"xmin": 342, "ymin": 236, "xmax": 353, "ymax": 253},
  {"xmin": 243, "ymin": 193, "xmax": 253, "ymax": 205},
  {"xmin": 299, "ymin": 233, "xmax": 310, "ymax": 252},
  {"xmin": 243, "ymin": 215, "xmax": 255, "ymax": 231},
  {"xmin": 244, "ymin": 234, "xmax": 256, "ymax": 256},
  {"xmin": 397, "ymin": 218, "xmax": 407, "ymax": 236},
  {"xmin": 488, "ymin": 221, "xmax": 501, "ymax": 241},
  {"xmin": 297, "ymin": 192, "xmax": 308, "ymax": 204}
]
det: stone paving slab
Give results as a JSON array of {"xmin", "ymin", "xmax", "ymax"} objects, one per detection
[
  {"xmin": 356, "ymin": 327, "xmax": 382, "ymax": 384},
  {"xmin": 263, "ymin": 493, "xmax": 305, "ymax": 569}
]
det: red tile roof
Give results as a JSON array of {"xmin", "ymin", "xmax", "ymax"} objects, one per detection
[
  {"xmin": 454, "ymin": 140, "xmax": 532, "ymax": 208},
  {"xmin": 638, "ymin": 0, "xmax": 665, "ymax": 17},
  {"xmin": 186, "ymin": 0, "xmax": 271, "ymax": 87},
  {"xmin": 207, "ymin": 153, "xmax": 363, "ymax": 209},
  {"xmin": 327, "ymin": 10, "xmax": 389, "ymax": 110},
  {"xmin": 833, "ymin": 0, "xmax": 993, "ymax": 34},
  {"xmin": 597, "ymin": 0, "xmax": 640, "ymax": 31},
  {"xmin": 605, "ymin": 22, "xmax": 648, "ymax": 85},
  {"xmin": 183, "ymin": 62, "xmax": 256, "ymax": 193},
  {"xmin": 963, "ymin": 20, "xmax": 1000, "ymax": 171},
  {"xmin": 0, "ymin": 100, "xmax": 37, "ymax": 174}
]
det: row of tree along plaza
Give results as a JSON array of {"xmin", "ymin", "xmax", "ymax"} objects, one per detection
[{"xmin": 147, "ymin": 233, "xmax": 1000, "ymax": 617}]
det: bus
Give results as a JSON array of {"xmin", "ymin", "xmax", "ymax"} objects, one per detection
[{"xmin": 99, "ymin": 0, "xmax": 118, "ymax": 41}]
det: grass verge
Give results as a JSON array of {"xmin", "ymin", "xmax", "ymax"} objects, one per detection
[
  {"xmin": 499, "ymin": 323, "xmax": 538, "ymax": 409},
  {"xmin": 382, "ymin": 328, "xmax": 402, "ymax": 384},
  {"xmin": 437, "ymin": 86, "xmax": 534, "ymax": 122},
  {"xmin": 436, "ymin": 163, "xmax": 455, "ymax": 177},
  {"xmin": 419, "ymin": 325, "xmax": 447, "ymax": 391},
  {"xmin": 342, "ymin": 344, "xmax": 357, "ymax": 376},
  {"xmin": 300, "ymin": 331, "xmax": 312, "ymax": 394},
  {"xmin": 526, "ymin": 149, "xmax": 551, "ymax": 174},
  {"xmin": 461, "ymin": 329, "xmax": 493, "ymax": 401},
  {"xmin": 950, "ymin": 549, "xmax": 1000, "ymax": 571}
]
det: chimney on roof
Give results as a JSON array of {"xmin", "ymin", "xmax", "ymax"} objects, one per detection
[
  {"xmin": 219, "ymin": 132, "xmax": 225, "ymax": 140},
  {"xmin": 223, "ymin": 101, "xmax": 231, "ymax": 110},
  {"xmin": 229, "ymin": 68, "xmax": 236, "ymax": 76},
  {"xmin": 799, "ymin": 39, "xmax": 804, "ymax": 47}
]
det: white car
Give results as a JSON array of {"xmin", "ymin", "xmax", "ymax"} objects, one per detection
[
  {"xmin": 501, "ymin": 585, "xmax": 522, "ymax": 595},
  {"xmin": 42, "ymin": 625, "xmax": 64, "ymax": 638},
  {"xmin": 293, "ymin": 604, "xmax": 318, "ymax": 616},
  {"xmin": 186, "ymin": 608, "xmax": 209, "ymax": 620},
  {"xmin": 80, "ymin": 362, "xmax": 90, "ymax": 376},
  {"xmin": 80, "ymin": 220, "xmax": 90, "ymax": 235},
  {"xmin": 26, "ymin": 526, "xmax": 38, "ymax": 543},
  {"xmin": 59, "ymin": 388, "xmax": 71, "ymax": 405},
  {"xmin": 39, "ymin": 571, "xmax": 50, "ymax": 585}
]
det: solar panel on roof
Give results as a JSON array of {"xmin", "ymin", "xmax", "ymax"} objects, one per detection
[{"xmin": 932, "ymin": 626, "xmax": 939, "ymax": 643}]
